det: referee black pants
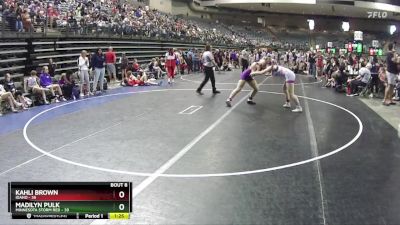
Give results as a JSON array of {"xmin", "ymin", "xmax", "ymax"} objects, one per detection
[{"xmin": 197, "ymin": 66, "xmax": 216, "ymax": 92}]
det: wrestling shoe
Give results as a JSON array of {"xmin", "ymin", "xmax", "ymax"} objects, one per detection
[
  {"xmin": 292, "ymin": 106, "xmax": 303, "ymax": 113},
  {"xmin": 226, "ymin": 99, "xmax": 232, "ymax": 107},
  {"xmin": 247, "ymin": 99, "xmax": 256, "ymax": 105}
]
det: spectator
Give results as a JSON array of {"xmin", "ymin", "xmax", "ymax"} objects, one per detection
[
  {"xmin": 120, "ymin": 53, "xmax": 129, "ymax": 83},
  {"xmin": 40, "ymin": 66, "xmax": 66, "ymax": 102},
  {"xmin": 21, "ymin": 9, "xmax": 33, "ymax": 32},
  {"xmin": 27, "ymin": 70, "xmax": 49, "ymax": 105},
  {"xmin": 179, "ymin": 55, "xmax": 187, "ymax": 75},
  {"xmin": 105, "ymin": 47, "xmax": 117, "ymax": 83},
  {"xmin": 0, "ymin": 83, "xmax": 23, "ymax": 114},
  {"xmin": 123, "ymin": 70, "xmax": 161, "ymax": 86},
  {"xmin": 193, "ymin": 49, "xmax": 200, "ymax": 72},
  {"xmin": 332, "ymin": 64, "xmax": 348, "ymax": 92},
  {"xmin": 221, "ymin": 58, "xmax": 231, "ymax": 71},
  {"xmin": 146, "ymin": 58, "xmax": 158, "ymax": 78},
  {"xmin": 4, "ymin": 73, "xmax": 28, "ymax": 109},
  {"xmin": 347, "ymin": 63, "xmax": 372, "ymax": 96},
  {"xmin": 152, "ymin": 58, "xmax": 162, "ymax": 79},
  {"xmin": 186, "ymin": 49, "xmax": 194, "ymax": 74},
  {"xmin": 165, "ymin": 48, "xmax": 177, "ymax": 84},
  {"xmin": 230, "ymin": 50, "xmax": 238, "ymax": 69},
  {"xmin": 215, "ymin": 49, "xmax": 223, "ymax": 69},
  {"xmin": 78, "ymin": 50, "xmax": 92, "ymax": 97},
  {"xmin": 394, "ymin": 75, "xmax": 400, "ymax": 101},
  {"xmin": 240, "ymin": 48, "xmax": 249, "ymax": 72},
  {"xmin": 15, "ymin": 5, "xmax": 23, "ymax": 32},
  {"xmin": 369, "ymin": 61, "xmax": 380, "ymax": 96},
  {"xmin": 131, "ymin": 58, "xmax": 140, "ymax": 72},
  {"xmin": 91, "ymin": 48, "xmax": 106, "ymax": 94},
  {"xmin": 59, "ymin": 72, "xmax": 74, "ymax": 99},
  {"xmin": 48, "ymin": 58, "xmax": 56, "ymax": 77},
  {"xmin": 383, "ymin": 43, "xmax": 398, "ymax": 106},
  {"xmin": 308, "ymin": 53, "xmax": 316, "ymax": 79},
  {"xmin": 47, "ymin": 3, "xmax": 58, "ymax": 29}
]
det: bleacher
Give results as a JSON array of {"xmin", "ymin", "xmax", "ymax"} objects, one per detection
[
  {"xmin": 0, "ymin": 37, "xmax": 241, "ymax": 82},
  {"xmin": 0, "ymin": 41, "xmax": 27, "ymax": 80}
]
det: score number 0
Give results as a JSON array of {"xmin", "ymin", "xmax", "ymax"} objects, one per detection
[{"xmin": 119, "ymin": 191, "xmax": 125, "ymax": 211}]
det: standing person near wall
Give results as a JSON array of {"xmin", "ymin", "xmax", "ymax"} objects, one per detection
[
  {"xmin": 216, "ymin": 49, "xmax": 223, "ymax": 69},
  {"xmin": 48, "ymin": 58, "xmax": 56, "ymax": 77},
  {"xmin": 105, "ymin": 47, "xmax": 118, "ymax": 83},
  {"xmin": 120, "ymin": 53, "xmax": 129, "ymax": 85},
  {"xmin": 308, "ymin": 52, "xmax": 316, "ymax": 79},
  {"xmin": 174, "ymin": 48, "xmax": 182, "ymax": 76},
  {"xmin": 316, "ymin": 51, "xmax": 324, "ymax": 78},
  {"xmin": 187, "ymin": 49, "xmax": 194, "ymax": 74},
  {"xmin": 196, "ymin": 44, "xmax": 220, "ymax": 95},
  {"xmin": 78, "ymin": 50, "xmax": 92, "ymax": 97},
  {"xmin": 383, "ymin": 43, "xmax": 398, "ymax": 106},
  {"xmin": 91, "ymin": 48, "xmax": 106, "ymax": 94},
  {"xmin": 165, "ymin": 48, "xmax": 177, "ymax": 84},
  {"xmin": 193, "ymin": 49, "xmax": 200, "ymax": 72}
]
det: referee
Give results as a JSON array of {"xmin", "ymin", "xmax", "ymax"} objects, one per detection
[{"xmin": 196, "ymin": 44, "xmax": 220, "ymax": 95}]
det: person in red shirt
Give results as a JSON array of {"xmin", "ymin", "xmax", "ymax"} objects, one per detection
[
  {"xmin": 47, "ymin": 4, "xmax": 58, "ymax": 29},
  {"xmin": 126, "ymin": 71, "xmax": 145, "ymax": 86},
  {"xmin": 165, "ymin": 48, "xmax": 177, "ymax": 84},
  {"xmin": 105, "ymin": 47, "xmax": 117, "ymax": 83},
  {"xmin": 130, "ymin": 58, "xmax": 140, "ymax": 72}
]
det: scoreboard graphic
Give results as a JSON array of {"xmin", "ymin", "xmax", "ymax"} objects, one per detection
[{"xmin": 8, "ymin": 182, "xmax": 132, "ymax": 219}]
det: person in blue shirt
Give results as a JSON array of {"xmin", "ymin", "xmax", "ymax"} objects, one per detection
[{"xmin": 91, "ymin": 48, "xmax": 106, "ymax": 94}]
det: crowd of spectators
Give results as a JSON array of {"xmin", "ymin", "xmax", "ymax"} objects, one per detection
[
  {"xmin": 1, "ymin": 0, "xmax": 260, "ymax": 45},
  {"xmin": 274, "ymin": 47, "xmax": 400, "ymax": 103}
]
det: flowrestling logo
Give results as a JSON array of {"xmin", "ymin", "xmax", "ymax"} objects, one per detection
[{"xmin": 367, "ymin": 11, "xmax": 388, "ymax": 18}]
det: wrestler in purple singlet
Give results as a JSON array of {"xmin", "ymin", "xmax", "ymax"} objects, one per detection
[{"xmin": 240, "ymin": 68, "xmax": 254, "ymax": 81}]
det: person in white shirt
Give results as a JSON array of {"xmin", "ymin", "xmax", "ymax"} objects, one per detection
[
  {"xmin": 348, "ymin": 63, "xmax": 372, "ymax": 96},
  {"xmin": 196, "ymin": 44, "xmax": 220, "ymax": 95},
  {"xmin": 78, "ymin": 50, "xmax": 92, "ymax": 97}
]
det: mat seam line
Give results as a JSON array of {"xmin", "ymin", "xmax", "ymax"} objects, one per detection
[{"xmin": 300, "ymin": 80, "xmax": 328, "ymax": 225}]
